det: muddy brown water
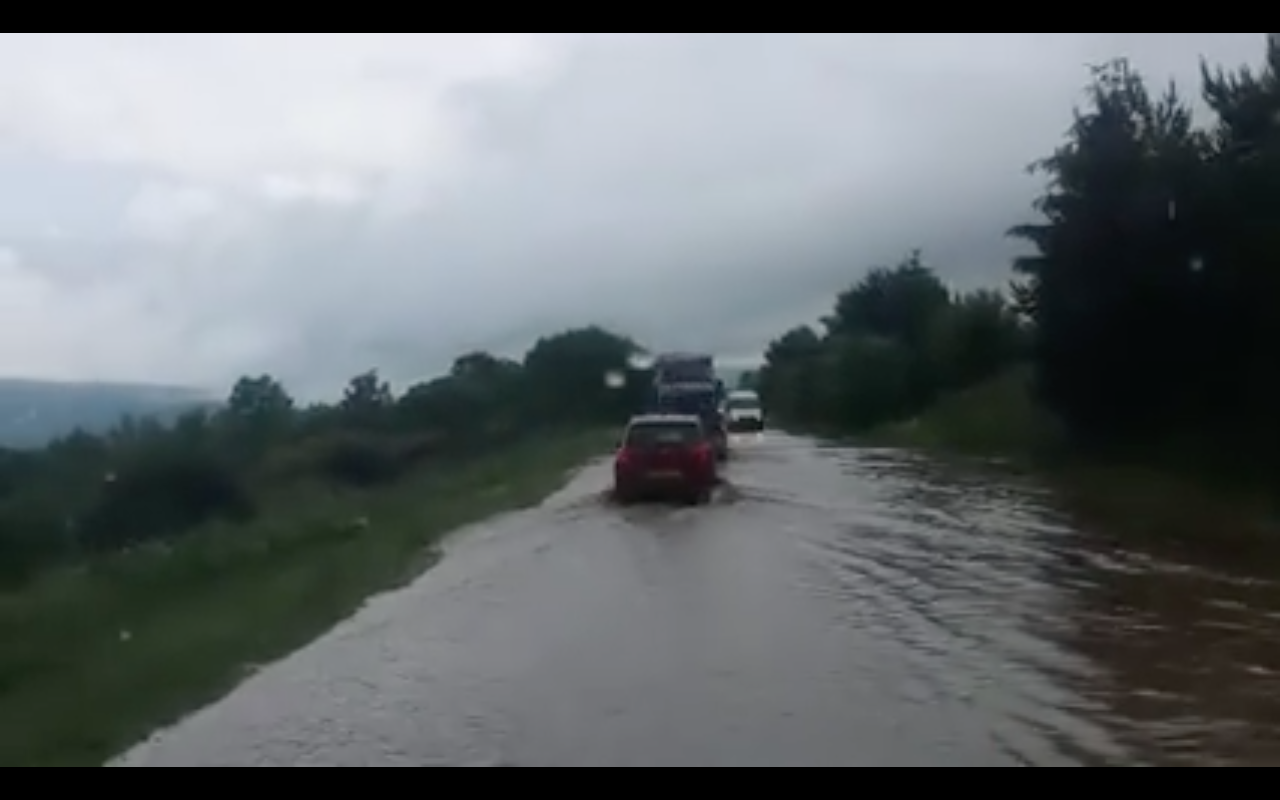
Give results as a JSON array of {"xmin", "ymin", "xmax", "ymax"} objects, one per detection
[{"xmin": 111, "ymin": 434, "xmax": 1280, "ymax": 766}]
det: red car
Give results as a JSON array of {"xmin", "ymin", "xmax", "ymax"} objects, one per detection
[{"xmin": 613, "ymin": 414, "xmax": 718, "ymax": 505}]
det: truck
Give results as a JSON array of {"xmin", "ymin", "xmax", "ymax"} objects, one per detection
[
  {"xmin": 651, "ymin": 352, "xmax": 716, "ymax": 385},
  {"xmin": 724, "ymin": 388, "xmax": 764, "ymax": 432},
  {"xmin": 644, "ymin": 352, "xmax": 728, "ymax": 459}
]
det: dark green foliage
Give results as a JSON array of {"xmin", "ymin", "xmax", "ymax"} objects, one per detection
[
  {"xmin": 9, "ymin": 41, "xmax": 1278, "ymax": 584},
  {"xmin": 79, "ymin": 449, "xmax": 254, "ymax": 552},
  {"xmin": 759, "ymin": 253, "xmax": 1027, "ymax": 431},
  {"xmin": 0, "ymin": 326, "xmax": 643, "ymax": 582},
  {"xmin": 314, "ymin": 437, "xmax": 404, "ymax": 487},
  {"xmin": 763, "ymin": 40, "xmax": 1280, "ymax": 477},
  {"xmin": 1010, "ymin": 46, "xmax": 1280, "ymax": 468}
]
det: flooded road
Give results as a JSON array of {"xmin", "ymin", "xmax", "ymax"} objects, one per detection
[{"xmin": 112, "ymin": 435, "xmax": 1280, "ymax": 766}]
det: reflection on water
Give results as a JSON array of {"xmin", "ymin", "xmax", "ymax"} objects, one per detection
[
  {"xmin": 810, "ymin": 444, "xmax": 1280, "ymax": 766},
  {"xmin": 1057, "ymin": 546, "xmax": 1280, "ymax": 766},
  {"xmin": 113, "ymin": 435, "xmax": 1280, "ymax": 766}
]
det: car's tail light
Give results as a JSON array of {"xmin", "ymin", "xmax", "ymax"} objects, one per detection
[
  {"xmin": 616, "ymin": 446, "xmax": 634, "ymax": 467},
  {"xmin": 691, "ymin": 442, "xmax": 713, "ymax": 463}
]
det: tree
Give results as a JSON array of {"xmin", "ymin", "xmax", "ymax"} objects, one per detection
[
  {"xmin": 522, "ymin": 326, "xmax": 642, "ymax": 424},
  {"xmin": 756, "ymin": 250, "xmax": 1014, "ymax": 432},
  {"xmin": 0, "ymin": 324, "xmax": 661, "ymax": 583},
  {"xmin": 226, "ymin": 375, "xmax": 293, "ymax": 426},
  {"xmin": 1011, "ymin": 59, "xmax": 1217, "ymax": 448},
  {"xmin": 824, "ymin": 251, "xmax": 951, "ymax": 346},
  {"xmin": 339, "ymin": 370, "xmax": 393, "ymax": 429},
  {"xmin": 923, "ymin": 289, "xmax": 1026, "ymax": 391}
]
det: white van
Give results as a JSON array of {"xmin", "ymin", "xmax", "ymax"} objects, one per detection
[{"xmin": 724, "ymin": 389, "xmax": 764, "ymax": 432}]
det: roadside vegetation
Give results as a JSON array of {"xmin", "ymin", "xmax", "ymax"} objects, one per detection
[
  {"xmin": 7, "ymin": 36, "xmax": 1280, "ymax": 768},
  {"xmin": 757, "ymin": 43, "xmax": 1280, "ymax": 541},
  {"xmin": 0, "ymin": 325, "xmax": 646, "ymax": 765}
]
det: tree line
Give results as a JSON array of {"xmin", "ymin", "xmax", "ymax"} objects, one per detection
[
  {"xmin": 759, "ymin": 40, "xmax": 1280, "ymax": 476},
  {"xmin": 0, "ymin": 327, "xmax": 647, "ymax": 583},
  {"xmin": 755, "ymin": 250, "xmax": 1027, "ymax": 430},
  {"xmin": 7, "ymin": 41, "xmax": 1279, "ymax": 583}
]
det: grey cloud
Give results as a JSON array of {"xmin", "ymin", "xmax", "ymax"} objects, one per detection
[{"xmin": 2, "ymin": 33, "xmax": 1268, "ymax": 395}]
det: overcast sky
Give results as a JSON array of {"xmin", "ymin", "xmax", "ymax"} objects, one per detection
[{"xmin": 0, "ymin": 33, "xmax": 1263, "ymax": 397}]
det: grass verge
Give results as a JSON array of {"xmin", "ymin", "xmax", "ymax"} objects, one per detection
[
  {"xmin": 864, "ymin": 368, "xmax": 1054, "ymax": 460},
  {"xmin": 0, "ymin": 428, "xmax": 610, "ymax": 767}
]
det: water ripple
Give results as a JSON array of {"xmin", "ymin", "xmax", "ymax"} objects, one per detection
[{"xmin": 113, "ymin": 434, "xmax": 1280, "ymax": 766}]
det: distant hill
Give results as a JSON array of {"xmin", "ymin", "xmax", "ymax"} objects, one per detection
[
  {"xmin": 0, "ymin": 379, "xmax": 218, "ymax": 448},
  {"xmin": 0, "ymin": 365, "xmax": 755, "ymax": 449}
]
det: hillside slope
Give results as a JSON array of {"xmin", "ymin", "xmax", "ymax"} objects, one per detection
[{"xmin": 0, "ymin": 379, "xmax": 215, "ymax": 448}]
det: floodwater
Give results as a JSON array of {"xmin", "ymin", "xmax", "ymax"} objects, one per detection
[{"xmin": 112, "ymin": 434, "xmax": 1280, "ymax": 766}]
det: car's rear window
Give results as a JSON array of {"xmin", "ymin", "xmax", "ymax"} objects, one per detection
[
  {"xmin": 727, "ymin": 397, "xmax": 759, "ymax": 410},
  {"xmin": 625, "ymin": 422, "xmax": 702, "ymax": 446}
]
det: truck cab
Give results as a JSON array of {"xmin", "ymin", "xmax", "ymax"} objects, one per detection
[
  {"xmin": 724, "ymin": 389, "xmax": 764, "ymax": 432},
  {"xmin": 646, "ymin": 352, "xmax": 727, "ymax": 459}
]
